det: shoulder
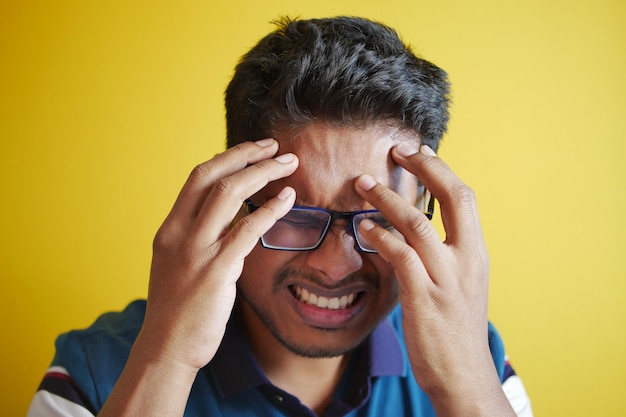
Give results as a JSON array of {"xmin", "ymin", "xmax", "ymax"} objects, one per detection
[
  {"xmin": 55, "ymin": 299, "xmax": 145, "ymax": 362},
  {"xmin": 52, "ymin": 300, "xmax": 147, "ymax": 409}
]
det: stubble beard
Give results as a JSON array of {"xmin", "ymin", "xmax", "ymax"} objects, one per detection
[{"xmin": 238, "ymin": 267, "xmax": 384, "ymax": 359}]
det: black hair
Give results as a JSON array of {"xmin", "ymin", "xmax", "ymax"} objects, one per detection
[{"xmin": 225, "ymin": 16, "xmax": 450, "ymax": 151}]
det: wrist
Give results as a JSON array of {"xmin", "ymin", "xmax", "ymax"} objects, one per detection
[
  {"xmin": 414, "ymin": 356, "xmax": 515, "ymax": 417},
  {"xmin": 98, "ymin": 333, "xmax": 200, "ymax": 417},
  {"xmin": 130, "ymin": 328, "xmax": 205, "ymax": 377}
]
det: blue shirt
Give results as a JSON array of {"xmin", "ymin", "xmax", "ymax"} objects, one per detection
[{"xmin": 42, "ymin": 300, "xmax": 508, "ymax": 416}]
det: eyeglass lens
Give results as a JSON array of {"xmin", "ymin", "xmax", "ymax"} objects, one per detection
[{"xmin": 263, "ymin": 209, "xmax": 331, "ymax": 250}]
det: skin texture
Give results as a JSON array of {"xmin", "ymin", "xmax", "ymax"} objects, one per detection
[{"xmin": 98, "ymin": 122, "xmax": 516, "ymax": 417}]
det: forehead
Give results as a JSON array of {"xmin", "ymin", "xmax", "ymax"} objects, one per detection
[{"xmin": 265, "ymin": 122, "xmax": 420, "ymax": 209}]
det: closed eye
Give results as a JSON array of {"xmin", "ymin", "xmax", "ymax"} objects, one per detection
[
  {"xmin": 279, "ymin": 211, "xmax": 328, "ymax": 228},
  {"xmin": 370, "ymin": 216, "xmax": 394, "ymax": 230}
]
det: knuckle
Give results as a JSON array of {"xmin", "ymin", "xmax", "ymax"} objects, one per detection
[
  {"xmin": 190, "ymin": 162, "xmax": 209, "ymax": 177},
  {"xmin": 232, "ymin": 140, "xmax": 252, "ymax": 151},
  {"xmin": 252, "ymin": 155, "xmax": 290, "ymax": 173},
  {"xmin": 152, "ymin": 225, "xmax": 177, "ymax": 253},
  {"xmin": 228, "ymin": 142, "xmax": 249, "ymax": 157},
  {"xmin": 152, "ymin": 229, "xmax": 167, "ymax": 251},
  {"xmin": 450, "ymin": 183, "xmax": 476, "ymax": 208},
  {"xmin": 247, "ymin": 159, "xmax": 271, "ymax": 173},
  {"xmin": 391, "ymin": 244, "xmax": 419, "ymax": 269},
  {"xmin": 406, "ymin": 212, "xmax": 435, "ymax": 239},
  {"xmin": 235, "ymin": 214, "xmax": 258, "ymax": 236},
  {"xmin": 213, "ymin": 176, "xmax": 238, "ymax": 197},
  {"xmin": 189, "ymin": 162, "xmax": 212, "ymax": 182}
]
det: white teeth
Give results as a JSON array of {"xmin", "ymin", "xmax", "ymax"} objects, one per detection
[
  {"xmin": 318, "ymin": 296, "xmax": 329, "ymax": 308},
  {"xmin": 294, "ymin": 286, "xmax": 358, "ymax": 309},
  {"xmin": 347, "ymin": 293, "xmax": 355, "ymax": 305}
]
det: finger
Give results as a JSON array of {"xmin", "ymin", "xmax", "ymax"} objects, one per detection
[
  {"xmin": 357, "ymin": 218, "xmax": 432, "ymax": 295},
  {"xmin": 217, "ymin": 186, "xmax": 297, "ymax": 262},
  {"xmin": 164, "ymin": 139, "xmax": 279, "ymax": 229},
  {"xmin": 354, "ymin": 174, "xmax": 452, "ymax": 283},
  {"xmin": 392, "ymin": 145, "xmax": 486, "ymax": 252},
  {"xmin": 191, "ymin": 153, "xmax": 299, "ymax": 245}
]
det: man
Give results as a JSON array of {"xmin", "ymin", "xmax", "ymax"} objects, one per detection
[{"xmin": 28, "ymin": 16, "xmax": 532, "ymax": 417}]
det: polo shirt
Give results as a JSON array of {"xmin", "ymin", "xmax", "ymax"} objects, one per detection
[{"xmin": 28, "ymin": 299, "xmax": 521, "ymax": 417}]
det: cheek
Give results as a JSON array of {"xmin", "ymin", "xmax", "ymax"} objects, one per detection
[
  {"xmin": 369, "ymin": 257, "xmax": 401, "ymax": 302},
  {"xmin": 239, "ymin": 246, "xmax": 294, "ymax": 293}
]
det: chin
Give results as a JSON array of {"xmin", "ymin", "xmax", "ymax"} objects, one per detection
[{"xmin": 272, "ymin": 327, "xmax": 370, "ymax": 359}]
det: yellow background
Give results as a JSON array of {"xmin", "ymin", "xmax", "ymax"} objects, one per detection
[{"xmin": 2, "ymin": 0, "xmax": 625, "ymax": 415}]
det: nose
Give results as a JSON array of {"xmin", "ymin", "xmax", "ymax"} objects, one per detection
[{"xmin": 305, "ymin": 227, "xmax": 363, "ymax": 282}]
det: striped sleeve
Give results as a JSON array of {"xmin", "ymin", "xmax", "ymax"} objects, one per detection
[
  {"xmin": 502, "ymin": 357, "xmax": 533, "ymax": 417},
  {"xmin": 27, "ymin": 366, "xmax": 96, "ymax": 417}
]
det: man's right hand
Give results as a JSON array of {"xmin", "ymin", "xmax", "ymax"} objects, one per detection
[
  {"xmin": 99, "ymin": 139, "xmax": 298, "ymax": 417},
  {"xmin": 139, "ymin": 138, "xmax": 298, "ymax": 371}
]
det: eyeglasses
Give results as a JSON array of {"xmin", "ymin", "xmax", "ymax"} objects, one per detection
[{"xmin": 244, "ymin": 189, "xmax": 434, "ymax": 253}]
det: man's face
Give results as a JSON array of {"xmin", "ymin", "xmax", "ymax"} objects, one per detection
[{"xmin": 237, "ymin": 122, "xmax": 420, "ymax": 358}]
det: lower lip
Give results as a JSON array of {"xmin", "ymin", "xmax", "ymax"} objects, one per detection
[{"xmin": 285, "ymin": 287, "xmax": 365, "ymax": 329}]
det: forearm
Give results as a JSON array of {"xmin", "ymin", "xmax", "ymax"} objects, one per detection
[
  {"xmin": 98, "ymin": 338, "xmax": 199, "ymax": 417},
  {"xmin": 428, "ymin": 377, "xmax": 516, "ymax": 417},
  {"xmin": 414, "ymin": 353, "xmax": 517, "ymax": 417}
]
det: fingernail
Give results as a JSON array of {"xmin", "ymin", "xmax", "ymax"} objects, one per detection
[
  {"xmin": 274, "ymin": 153, "xmax": 295, "ymax": 163},
  {"xmin": 395, "ymin": 143, "xmax": 419, "ymax": 157},
  {"xmin": 359, "ymin": 218, "xmax": 376, "ymax": 231},
  {"xmin": 357, "ymin": 175, "xmax": 377, "ymax": 191},
  {"xmin": 277, "ymin": 187, "xmax": 295, "ymax": 201},
  {"xmin": 420, "ymin": 145, "xmax": 437, "ymax": 156},
  {"xmin": 255, "ymin": 138, "xmax": 276, "ymax": 147}
]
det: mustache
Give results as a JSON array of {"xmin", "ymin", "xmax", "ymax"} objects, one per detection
[{"xmin": 274, "ymin": 266, "xmax": 380, "ymax": 292}]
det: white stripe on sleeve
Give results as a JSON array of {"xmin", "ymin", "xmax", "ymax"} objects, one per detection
[
  {"xmin": 503, "ymin": 374, "xmax": 533, "ymax": 417},
  {"xmin": 27, "ymin": 390, "xmax": 95, "ymax": 417}
]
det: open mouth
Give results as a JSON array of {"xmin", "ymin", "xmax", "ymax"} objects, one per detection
[{"xmin": 290, "ymin": 285, "xmax": 362, "ymax": 310}]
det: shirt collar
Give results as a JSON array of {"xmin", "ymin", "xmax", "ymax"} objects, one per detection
[
  {"xmin": 208, "ymin": 309, "xmax": 269, "ymax": 397},
  {"xmin": 207, "ymin": 307, "xmax": 405, "ymax": 397},
  {"xmin": 367, "ymin": 312, "xmax": 405, "ymax": 377}
]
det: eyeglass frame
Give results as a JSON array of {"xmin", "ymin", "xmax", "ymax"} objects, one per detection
[{"xmin": 243, "ymin": 193, "xmax": 434, "ymax": 253}]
